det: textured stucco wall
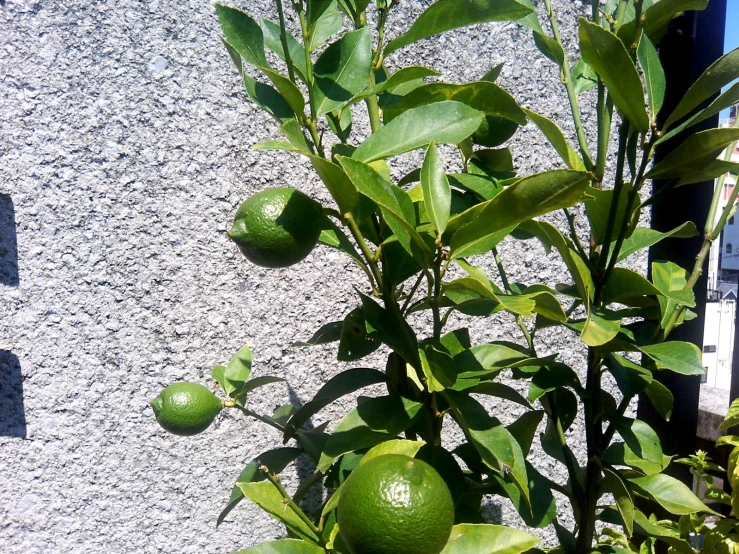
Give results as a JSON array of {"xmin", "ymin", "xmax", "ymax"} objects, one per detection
[{"xmin": 0, "ymin": 0, "xmax": 641, "ymax": 552}]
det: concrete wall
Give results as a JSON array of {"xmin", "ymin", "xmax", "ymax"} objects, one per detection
[{"xmin": 0, "ymin": 0, "xmax": 640, "ymax": 552}]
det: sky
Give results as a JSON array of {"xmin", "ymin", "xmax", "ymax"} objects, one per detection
[{"xmin": 721, "ymin": 0, "xmax": 739, "ymax": 120}]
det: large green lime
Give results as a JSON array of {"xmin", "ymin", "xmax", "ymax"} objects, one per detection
[
  {"xmin": 228, "ymin": 187, "xmax": 323, "ymax": 268},
  {"xmin": 150, "ymin": 382, "xmax": 222, "ymax": 436},
  {"xmin": 337, "ymin": 454, "xmax": 454, "ymax": 554}
]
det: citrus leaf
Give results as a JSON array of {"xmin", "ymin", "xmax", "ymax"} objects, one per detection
[
  {"xmin": 263, "ymin": 67, "xmax": 305, "ymax": 117},
  {"xmin": 620, "ymin": 0, "xmax": 708, "ymax": 46},
  {"xmin": 441, "ymin": 523, "xmax": 540, "ymax": 554},
  {"xmin": 339, "ymin": 66, "xmax": 442, "ymax": 110},
  {"xmin": 318, "ymin": 221, "xmax": 367, "ymax": 272},
  {"xmin": 384, "ymin": 0, "xmax": 533, "ymax": 56},
  {"xmin": 578, "ymin": 18, "xmax": 649, "ymax": 133},
  {"xmin": 614, "ymin": 222, "xmax": 698, "ymax": 262},
  {"xmin": 230, "ymin": 539, "xmax": 327, "ymax": 554},
  {"xmin": 612, "ymin": 417, "xmax": 663, "ymax": 465},
  {"xmin": 358, "ymin": 439, "xmax": 426, "ymax": 467},
  {"xmin": 603, "ymin": 467, "xmax": 634, "ymax": 536},
  {"xmin": 572, "ymin": 57, "xmax": 598, "ymax": 97},
  {"xmin": 316, "ymin": 395, "xmax": 424, "ymax": 472},
  {"xmin": 652, "ymin": 261, "xmax": 695, "ymax": 328},
  {"xmin": 238, "ymin": 376, "xmax": 285, "ymax": 397},
  {"xmin": 261, "ymin": 19, "xmax": 308, "ymax": 82},
  {"xmin": 646, "ymin": 128, "xmax": 739, "ymax": 180},
  {"xmin": 450, "ymin": 170, "xmax": 591, "ymax": 259},
  {"xmin": 601, "ymin": 268, "xmax": 662, "ymax": 305},
  {"xmin": 421, "ymin": 141, "xmax": 452, "ymax": 236},
  {"xmin": 628, "ymin": 474, "xmax": 716, "ymax": 515},
  {"xmin": 215, "ymin": 4, "xmax": 269, "ymax": 69},
  {"xmin": 533, "ymin": 30, "xmax": 565, "ymax": 66},
  {"xmin": 523, "ymin": 109, "xmax": 585, "ymax": 170},
  {"xmin": 354, "ymin": 101, "xmax": 484, "ymax": 162},
  {"xmin": 637, "ymin": 34, "xmax": 666, "ymax": 124},
  {"xmin": 676, "ymin": 159, "xmax": 739, "ymax": 187},
  {"xmin": 252, "ymin": 140, "xmax": 304, "ymax": 152},
  {"xmin": 607, "ymin": 354, "xmax": 653, "ymax": 397},
  {"xmin": 645, "ymin": 379, "xmax": 674, "ymax": 421},
  {"xmin": 420, "ymin": 345, "xmax": 457, "ymax": 392},
  {"xmin": 384, "ymin": 81, "xmax": 526, "ymax": 125},
  {"xmin": 337, "ymin": 308, "xmax": 381, "ymax": 362},
  {"xmin": 663, "ymin": 46, "xmax": 739, "ymax": 130},
  {"xmin": 639, "ymin": 341, "xmax": 705, "ymax": 376},
  {"xmin": 507, "ymin": 411, "xmax": 544, "ymax": 457},
  {"xmin": 307, "ymin": 1, "xmax": 343, "ymax": 52},
  {"xmin": 237, "ymin": 481, "xmax": 320, "ymax": 542},
  {"xmin": 217, "ymin": 447, "xmax": 302, "ymax": 527},
  {"xmin": 223, "ymin": 344, "xmax": 253, "ymax": 398},
  {"xmin": 360, "ymin": 292, "xmax": 420, "ymax": 365},
  {"xmin": 631, "ymin": 509, "xmax": 695, "ymax": 554},
  {"xmin": 313, "ymin": 27, "xmax": 373, "ymax": 116},
  {"xmin": 585, "ymin": 185, "xmax": 636, "ymax": 247},
  {"xmin": 445, "ymin": 390, "xmax": 530, "ymax": 504},
  {"xmin": 308, "ymin": 155, "xmax": 357, "ymax": 214},
  {"xmin": 467, "ymin": 382, "xmax": 532, "ymax": 409},
  {"xmin": 719, "ymin": 398, "xmax": 739, "ymax": 431},
  {"xmin": 292, "ymin": 321, "xmax": 344, "ymax": 347}
]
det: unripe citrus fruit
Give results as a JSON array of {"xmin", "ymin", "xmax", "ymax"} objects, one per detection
[
  {"xmin": 337, "ymin": 454, "xmax": 454, "ymax": 554},
  {"xmin": 150, "ymin": 382, "xmax": 222, "ymax": 436},
  {"xmin": 228, "ymin": 187, "xmax": 323, "ymax": 268}
]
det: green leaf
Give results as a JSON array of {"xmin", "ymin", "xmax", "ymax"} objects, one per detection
[
  {"xmin": 533, "ymin": 31, "xmax": 565, "ymax": 66},
  {"xmin": 261, "ymin": 19, "xmax": 308, "ymax": 81},
  {"xmin": 469, "ymin": 148, "xmax": 514, "ymax": 176},
  {"xmin": 337, "ymin": 308, "xmax": 380, "ymax": 362},
  {"xmin": 646, "ymin": 128, "xmax": 739, "ymax": 180},
  {"xmin": 628, "ymin": 474, "xmax": 715, "ymax": 515},
  {"xmin": 215, "ymin": 4, "xmax": 269, "ymax": 69},
  {"xmin": 614, "ymin": 222, "xmax": 698, "ymax": 262},
  {"xmin": 631, "ymin": 509, "xmax": 695, "ymax": 554},
  {"xmin": 572, "ymin": 57, "xmax": 598, "ymax": 97},
  {"xmin": 420, "ymin": 345, "xmax": 457, "ymax": 392},
  {"xmin": 238, "ymin": 376, "xmax": 285, "ymax": 398},
  {"xmin": 676, "ymin": 159, "xmax": 739, "ymax": 187},
  {"xmin": 307, "ymin": 1, "xmax": 343, "ymax": 52},
  {"xmin": 341, "ymin": 66, "xmax": 442, "ymax": 110},
  {"xmin": 637, "ymin": 34, "xmax": 666, "ymax": 124},
  {"xmin": 603, "ymin": 467, "xmax": 634, "ymax": 536},
  {"xmin": 263, "ymin": 67, "xmax": 305, "ymax": 117},
  {"xmin": 313, "ymin": 27, "xmax": 373, "ymax": 116},
  {"xmin": 603, "ymin": 442, "xmax": 667, "ymax": 476},
  {"xmin": 578, "ymin": 18, "xmax": 649, "ymax": 133},
  {"xmin": 719, "ymin": 398, "xmax": 739, "ymax": 431},
  {"xmin": 316, "ymin": 395, "xmax": 423, "ymax": 471},
  {"xmin": 283, "ymin": 368, "xmax": 385, "ymax": 439},
  {"xmin": 308, "ymin": 155, "xmax": 357, "ymax": 214},
  {"xmin": 230, "ymin": 539, "xmax": 327, "ymax": 554},
  {"xmin": 217, "ymin": 447, "xmax": 302, "ymax": 526},
  {"xmin": 384, "ymin": 81, "xmax": 526, "ymax": 126},
  {"xmin": 613, "ymin": 417, "xmax": 664, "ymax": 466},
  {"xmin": 222, "ymin": 345, "xmax": 253, "ymax": 397},
  {"xmin": 337, "ymin": 156, "xmax": 430, "ymax": 256},
  {"xmin": 279, "ymin": 119, "xmax": 314, "ymax": 152},
  {"xmin": 585, "ymin": 185, "xmax": 636, "ymax": 247},
  {"xmin": 441, "ymin": 524, "xmax": 540, "ymax": 554},
  {"xmin": 252, "ymin": 140, "xmax": 304, "ymax": 152},
  {"xmin": 607, "ymin": 354, "xmax": 653, "ymax": 397},
  {"xmin": 663, "ymin": 45, "xmax": 739, "ymax": 130},
  {"xmin": 639, "ymin": 341, "xmax": 705, "ymax": 376},
  {"xmin": 384, "ymin": 0, "xmax": 533, "ymax": 56},
  {"xmin": 451, "ymin": 170, "xmax": 591, "ymax": 259},
  {"xmin": 454, "ymin": 342, "xmax": 551, "ymax": 378},
  {"xmin": 293, "ymin": 321, "xmax": 344, "ymax": 347},
  {"xmin": 601, "ymin": 268, "xmax": 662, "ymax": 306},
  {"xmin": 354, "ymin": 101, "xmax": 485, "ymax": 163},
  {"xmin": 318, "ymin": 221, "xmax": 367, "ymax": 271},
  {"xmin": 237, "ymin": 480, "xmax": 320, "ymax": 542},
  {"xmin": 445, "ymin": 390, "xmax": 530, "ymax": 503},
  {"xmin": 358, "ymin": 439, "xmax": 425, "ymax": 466},
  {"xmin": 421, "ymin": 141, "xmax": 452, "ymax": 236},
  {"xmin": 620, "ymin": 0, "xmax": 708, "ymax": 46},
  {"xmin": 360, "ymin": 292, "xmax": 420, "ymax": 365},
  {"xmin": 523, "ymin": 288, "xmax": 568, "ymax": 322},
  {"xmin": 507, "ymin": 411, "xmax": 544, "ymax": 457},
  {"xmin": 523, "ymin": 109, "xmax": 585, "ymax": 170},
  {"xmin": 469, "ymin": 382, "xmax": 533, "ymax": 409},
  {"xmin": 645, "ymin": 379, "xmax": 674, "ymax": 421},
  {"xmin": 652, "ymin": 261, "xmax": 695, "ymax": 328},
  {"xmin": 582, "ymin": 308, "xmax": 622, "ymax": 347}
]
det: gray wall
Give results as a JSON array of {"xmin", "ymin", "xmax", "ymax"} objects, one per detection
[{"xmin": 0, "ymin": 0, "xmax": 638, "ymax": 552}]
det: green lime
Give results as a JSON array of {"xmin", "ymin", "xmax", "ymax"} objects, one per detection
[
  {"xmin": 150, "ymin": 382, "xmax": 222, "ymax": 436},
  {"xmin": 228, "ymin": 187, "xmax": 323, "ymax": 268},
  {"xmin": 337, "ymin": 454, "xmax": 454, "ymax": 554}
]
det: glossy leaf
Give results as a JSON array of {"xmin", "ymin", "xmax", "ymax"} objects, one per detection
[
  {"xmin": 645, "ymin": 379, "xmax": 674, "ymax": 421},
  {"xmin": 316, "ymin": 395, "xmax": 423, "ymax": 471},
  {"xmin": 445, "ymin": 390, "xmax": 530, "ymax": 503},
  {"xmin": 652, "ymin": 261, "xmax": 695, "ymax": 328},
  {"xmin": 454, "ymin": 342, "xmax": 551, "ymax": 379},
  {"xmin": 578, "ymin": 18, "xmax": 649, "ymax": 133},
  {"xmin": 523, "ymin": 109, "xmax": 585, "ymax": 170},
  {"xmin": 614, "ymin": 222, "xmax": 698, "ymax": 262},
  {"xmin": 572, "ymin": 57, "xmax": 598, "ymax": 97},
  {"xmin": 629, "ymin": 474, "xmax": 715, "ymax": 515},
  {"xmin": 262, "ymin": 68, "xmax": 305, "ymax": 118},
  {"xmin": 358, "ymin": 439, "xmax": 425, "ymax": 467},
  {"xmin": 507, "ymin": 411, "xmax": 544, "ymax": 457},
  {"xmin": 261, "ymin": 19, "xmax": 308, "ymax": 81},
  {"xmin": 585, "ymin": 185, "xmax": 636, "ymax": 247},
  {"xmin": 313, "ymin": 27, "xmax": 373, "ymax": 116},
  {"xmin": 307, "ymin": 1, "xmax": 343, "ymax": 51},
  {"xmin": 231, "ymin": 539, "xmax": 326, "ymax": 554},
  {"xmin": 337, "ymin": 308, "xmax": 380, "ymax": 362},
  {"xmin": 360, "ymin": 292, "xmax": 420, "ymax": 365},
  {"xmin": 663, "ymin": 46, "xmax": 739, "ymax": 130},
  {"xmin": 355, "ymin": 102, "xmax": 484, "ymax": 163},
  {"xmin": 283, "ymin": 368, "xmax": 385, "ymax": 439},
  {"xmin": 318, "ymin": 221, "xmax": 367, "ymax": 272},
  {"xmin": 308, "ymin": 155, "xmax": 357, "ymax": 214},
  {"xmin": 646, "ymin": 128, "xmax": 739, "ymax": 180},
  {"xmin": 421, "ymin": 142, "xmax": 452, "ymax": 236},
  {"xmin": 639, "ymin": 341, "xmax": 705, "ymax": 376},
  {"xmin": 384, "ymin": 81, "xmax": 526, "ymax": 125},
  {"xmin": 216, "ymin": 4, "xmax": 269, "ymax": 69},
  {"xmin": 608, "ymin": 354, "xmax": 653, "ymax": 397},
  {"xmin": 533, "ymin": 31, "xmax": 565, "ymax": 66},
  {"xmin": 720, "ymin": 398, "xmax": 739, "ymax": 431},
  {"xmin": 384, "ymin": 0, "xmax": 533, "ymax": 55},
  {"xmin": 441, "ymin": 524, "xmax": 540, "ymax": 554},
  {"xmin": 468, "ymin": 382, "xmax": 532, "ymax": 409},
  {"xmin": 676, "ymin": 159, "xmax": 739, "ymax": 187},
  {"xmin": 222, "ymin": 345, "xmax": 253, "ymax": 397},
  {"xmin": 450, "ymin": 170, "xmax": 591, "ymax": 259},
  {"xmin": 603, "ymin": 467, "xmax": 634, "ymax": 536},
  {"xmin": 637, "ymin": 34, "xmax": 666, "ymax": 123},
  {"xmin": 237, "ymin": 480, "xmax": 320, "ymax": 542},
  {"xmin": 420, "ymin": 345, "xmax": 457, "ymax": 392},
  {"xmin": 581, "ymin": 308, "xmax": 622, "ymax": 347},
  {"xmin": 217, "ymin": 447, "xmax": 302, "ymax": 526},
  {"xmin": 601, "ymin": 268, "xmax": 662, "ymax": 305},
  {"xmin": 343, "ymin": 66, "xmax": 442, "ymax": 109}
]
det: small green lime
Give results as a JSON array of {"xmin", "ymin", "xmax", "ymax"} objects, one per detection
[
  {"xmin": 228, "ymin": 187, "xmax": 323, "ymax": 268},
  {"xmin": 337, "ymin": 454, "xmax": 454, "ymax": 554},
  {"xmin": 150, "ymin": 382, "xmax": 222, "ymax": 436}
]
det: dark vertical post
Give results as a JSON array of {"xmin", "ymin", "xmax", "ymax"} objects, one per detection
[{"xmin": 638, "ymin": 0, "xmax": 727, "ymax": 468}]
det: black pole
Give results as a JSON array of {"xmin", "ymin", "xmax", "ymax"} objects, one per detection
[{"xmin": 638, "ymin": 0, "xmax": 727, "ymax": 470}]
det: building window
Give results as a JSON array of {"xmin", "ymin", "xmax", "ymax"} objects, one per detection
[
  {"xmin": 703, "ymin": 345, "xmax": 717, "ymax": 353},
  {"xmin": 731, "ymin": 216, "xmax": 735, "ymax": 225},
  {"xmin": 728, "ymin": 243, "xmax": 733, "ymax": 254}
]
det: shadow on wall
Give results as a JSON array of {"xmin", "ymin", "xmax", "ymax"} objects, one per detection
[
  {"xmin": 0, "ymin": 194, "xmax": 19, "ymax": 287},
  {"xmin": 0, "ymin": 351, "xmax": 26, "ymax": 438}
]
